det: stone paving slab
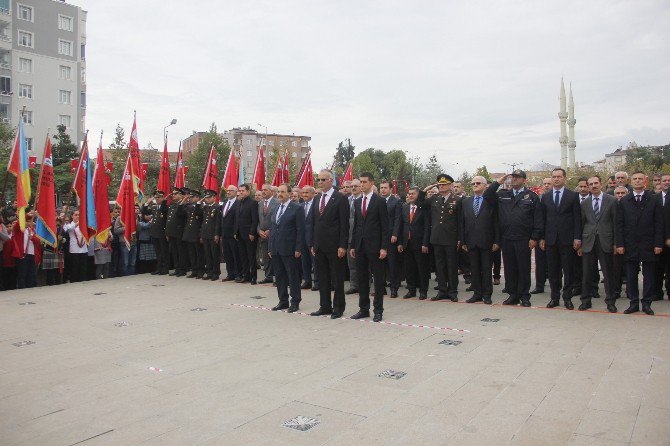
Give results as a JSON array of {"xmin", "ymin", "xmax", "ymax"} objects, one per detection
[{"xmin": 0, "ymin": 274, "xmax": 669, "ymax": 445}]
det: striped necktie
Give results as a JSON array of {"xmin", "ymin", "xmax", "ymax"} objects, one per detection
[
  {"xmin": 473, "ymin": 196, "xmax": 481, "ymax": 216},
  {"xmin": 593, "ymin": 196, "xmax": 600, "ymax": 221}
]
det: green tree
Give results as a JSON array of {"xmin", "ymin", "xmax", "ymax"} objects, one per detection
[
  {"xmin": 414, "ymin": 153, "xmax": 442, "ymax": 188},
  {"xmin": 107, "ymin": 123, "xmax": 128, "ymax": 194},
  {"xmin": 474, "ymin": 165, "xmax": 492, "ymax": 182},
  {"xmin": 185, "ymin": 123, "xmax": 230, "ymax": 189},
  {"xmin": 0, "ymin": 121, "xmax": 15, "ymax": 202},
  {"xmin": 332, "ymin": 138, "xmax": 355, "ymax": 176},
  {"xmin": 51, "ymin": 124, "xmax": 78, "ymax": 166}
]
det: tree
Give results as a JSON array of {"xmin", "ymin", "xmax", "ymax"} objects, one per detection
[
  {"xmin": 332, "ymin": 138, "xmax": 355, "ymax": 176},
  {"xmin": 457, "ymin": 170, "xmax": 473, "ymax": 194},
  {"xmin": 185, "ymin": 123, "xmax": 230, "ymax": 189},
  {"xmin": 107, "ymin": 123, "xmax": 128, "ymax": 195},
  {"xmin": 474, "ymin": 165, "xmax": 492, "ymax": 182},
  {"xmin": 51, "ymin": 124, "xmax": 78, "ymax": 167},
  {"xmin": 414, "ymin": 153, "xmax": 443, "ymax": 188},
  {"xmin": 0, "ymin": 121, "xmax": 15, "ymax": 202}
]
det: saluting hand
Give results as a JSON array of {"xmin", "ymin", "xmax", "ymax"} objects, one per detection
[
  {"xmin": 379, "ymin": 249, "xmax": 387, "ymax": 260},
  {"xmin": 616, "ymin": 247, "xmax": 624, "ymax": 255},
  {"xmin": 539, "ymin": 240, "xmax": 545, "ymax": 251},
  {"xmin": 421, "ymin": 245, "xmax": 429, "ymax": 254},
  {"xmin": 529, "ymin": 239, "xmax": 537, "ymax": 250},
  {"xmin": 294, "ymin": 251, "xmax": 301, "ymax": 258},
  {"xmin": 654, "ymin": 247, "xmax": 662, "ymax": 255},
  {"xmin": 337, "ymin": 248, "xmax": 346, "ymax": 258},
  {"xmin": 461, "ymin": 244, "xmax": 468, "ymax": 253},
  {"xmin": 491, "ymin": 244, "xmax": 499, "ymax": 252},
  {"xmin": 397, "ymin": 245, "xmax": 404, "ymax": 253}
]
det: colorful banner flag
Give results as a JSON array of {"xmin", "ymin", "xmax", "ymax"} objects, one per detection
[
  {"xmin": 70, "ymin": 159, "xmax": 78, "ymax": 175},
  {"xmin": 174, "ymin": 142, "xmax": 185, "ymax": 188},
  {"xmin": 105, "ymin": 161, "xmax": 113, "ymax": 174},
  {"xmin": 72, "ymin": 133, "xmax": 97, "ymax": 242},
  {"xmin": 157, "ymin": 136, "xmax": 171, "ymax": 194},
  {"xmin": 7, "ymin": 119, "xmax": 31, "ymax": 230},
  {"xmin": 237, "ymin": 149, "xmax": 245, "ymax": 187},
  {"xmin": 252, "ymin": 145, "xmax": 265, "ymax": 191},
  {"xmin": 28, "ymin": 156, "xmax": 37, "ymax": 168},
  {"xmin": 343, "ymin": 162, "xmax": 353, "ymax": 181},
  {"xmin": 221, "ymin": 147, "xmax": 239, "ymax": 188},
  {"xmin": 128, "ymin": 113, "xmax": 143, "ymax": 200},
  {"xmin": 202, "ymin": 144, "xmax": 219, "ymax": 199},
  {"xmin": 115, "ymin": 154, "xmax": 138, "ymax": 248},
  {"xmin": 35, "ymin": 135, "xmax": 56, "ymax": 247},
  {"xmin": 93, "ymin": 138, "xmax": 112, "ymax": 243},
  {"xmin": 270, "ymin": 152, "xmax": 283, "ymax": 187},
  {"xmin": 296, "ymin": 151, "xmax": 314, "ymax": 188},
  {"xmin": 140, "ymin": 162, "xmax": 149, "ymax": 185}
]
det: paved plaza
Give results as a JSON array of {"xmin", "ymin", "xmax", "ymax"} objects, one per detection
[{"xmin": 1, "ymin": 275, "xmax": 669, "ymax": 445}]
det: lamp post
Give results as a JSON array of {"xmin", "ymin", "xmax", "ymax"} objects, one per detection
[{"xmin": 163, "ymin": 118, "xmax": 177, "ymax": 140}]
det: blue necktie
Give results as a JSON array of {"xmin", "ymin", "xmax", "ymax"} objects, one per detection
[
  {"xmin": 474, "ymin": 196, "xmax": 481, "ymax": 216},
  {"xmin": 277, "ymin": 204, "xmax": 285, "ymax": 223}
]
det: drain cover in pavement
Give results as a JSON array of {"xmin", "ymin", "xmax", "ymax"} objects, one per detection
[
  {"xmin": 378, "ymin": 369, "xmax": 407, "ymax": 379},
  {"xmin": 249, "ymin": 295, "xmax": 266, "ymax": 300},
  {"xmin": 152, "ymin": 284, "xmax": 165, "ymax": 287},
  {"xmin": 439, "ymin": 339, "xmax": 462, "ymax": 346},
  {"xmin": 281, "ymin": 415, "xmax": 320, "ymax": 431},
  {"xmin": 481, "ymin": 318, "xmax": 500, "ymax": 322},
  {"xmin": 191, "ymin": 307, "xmax": 207, "ymax": 311},
  {"xmin": 114, "ymin": 322, "xmax": 129, "ymax": 327},
  {"xmin": 13, "ymin": 340, "xmax": 35, "ymax": 347},
  {"xmin": 18, "ymin": 302, "xmax": 35, "ymax": 305},
  {"xmin": 93, "ymin": 292, "xmax": 106, "ymax": 296}
]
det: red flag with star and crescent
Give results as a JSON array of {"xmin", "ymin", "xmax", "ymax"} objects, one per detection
[{"xmin": 202, "ymin": 144, "xmax": 219, "ymax": 200}]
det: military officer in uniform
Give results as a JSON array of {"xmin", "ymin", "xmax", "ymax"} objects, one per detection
[
  {"xmin": 484, "ymin": 170, "xmax": 543, "ymax": 307},
  {"xmin": 420, "ymin": 174, "xmax": 462, "ymax": 302},
  {"xmin": 165, "ymin": 187, "xmax": 187, "ymax": 276},
  {"xmin": 200, "ymin": 189, "xmax": 222, "ymax": 281},
  {"xmin": 182, "ymin": 189, "xmax": 204, "ymax": 279},
  {"xmin": 146, "ymin": 190, "xmax": 169, "ymax": 275}
]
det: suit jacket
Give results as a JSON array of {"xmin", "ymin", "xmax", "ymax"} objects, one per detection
[
  {"xmin": 258, "ymin": 197, "xmax": 279, "ymax": 233},
  {"xmin": 461, "ymin": 195, "xmax": 499, "ymax": 250},
  {"xmin": 234, "ymin": 196, "xmax": 259, "ymax": 240},
  {"xmin": 383, "ymin": 195, "xmax": 402, "ymax": 241},
  {"xmin": 580, "ymin": 193, "xmax": 616, "ymax": 253},
  {"xmin": 662, "ymin": 191, "xmax": 670, "ymax": 241},
  {"xmin": 302, "ymin": 198, "xmax": 316, "ymax": 248},
  {"xmin": 400, "ymin": 202, "xmax": 430, "ymax": 248},
  {"xmin": 350, "ymin": 193, "xmax": 389, "ymax": 253},
  {"xmin": 615, "ymin": 190, "xmax": 664, "ymax": 261},
  {"xmin": 540, "ymin": 188, "xmax": 582, "ymax": 245},
  {"xmin": 312, "ymin": 189, "xmax": 349, "ymax": 253},
  {"xmin": 220, "ymin": 199, "xmax": 238, "ymax": 238},
  {"xmin": 269, "ymin": 201, "xmax": 305, "ymax": 256}
]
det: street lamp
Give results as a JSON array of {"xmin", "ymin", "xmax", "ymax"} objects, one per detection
[{"xmin": 164, "ymin": 118, "xmax": 177, "ymax": 140}]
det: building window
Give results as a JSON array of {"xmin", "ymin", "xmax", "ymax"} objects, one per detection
[
  {"xmin": 18, "ymin": 30, "xmax": 33, "ymax": 48},
  {"xmin": 18, "ymin": 58, "xmax": 32, "ymax": 73},
  {"xmin": 58, "ymin": 14, "xmax": 73, "ymax": 31},
  {"xmin": 0, "ymin": 103, "xmax": 8, "ymax": 121},
  {"xmin": 25, "ymin": 137, "xmax": 32, "ymax": 151},
  {"xmin": 59, "ymin": 114, "xmax": 71, "ymax": 128},
  {"xmin": 17, "ymin": 4, "xmax": 32, "ymax": 22},
  {"xmin": 292, "ymin": 152, "xmax": 297, "ymax": 158},
  {"xmin": 59, "ymin": 65, "xmax": 71, "ymax": 80},
  {"xmin": 291, "ymin": 141, "xmax": 297, "ymax": 147},
  {"xmin": 0, "ymin": 76, "xmax": 9, "ymax": 94},
  {"xmin": 80, "ymin": 91, "xmax": 86, "ymax": 107},
  {"xmin": 0, "ymin": 0, "xmax": 9, "ymax": 14},
  {"xmin": 58, "ymin": 89, "xmax": 71, "ymax": 104},
  {"xmin": 22, "ymin": 110, "xmax": 32, "ymax": 124},
  {"xmin": 18, "ymin": 83, "xmax": 32, "ymax": 99},
  {"xmin": 80, "ymin": 44, "xmax": 85, "ymax": 60},
  {"xmin": 58, "ymin": 39, "xmax": 73, "ymax": 56},
  {"xmin": 246, "ymin": 150, "xmax": 252, "ymax": 157}
]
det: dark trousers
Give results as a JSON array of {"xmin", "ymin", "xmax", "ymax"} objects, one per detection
[
  {"xmin": 180, "ymin": 240, "xmax": 190, "ymax": 271},
  {"xmin": 386, "ymin": 241, "xmax": 401, "ymax": 292},
  {"xmin": 222, "ymin": 236, "xmax": 239, "ymax": 279},
  {"xmin": 404, "ymin": 240, "xmax": 429, "ymax": 294},
  {"xmin": 16, "ymin": 255, "xmax": 36, "ymax": 289},
  {"xmin": 258, "ymin": 239, "xmax": 273, "ymax": 279},
  {"xmin": 187, "ymin": 241, "xmax": 205, "ymax": 276},
  {"xmin": 613, "ymin": 253, "xmax": 624, "ymax": 297},
  {"xmin": 110, "ymin": 243, "xmax": 121, "ymax": 277},
  {"xmin": 152, "ymin": 236, "xmax": 169, "ymax": 274},
  {"xmin": 468, "ymin": 247, "xmax": 493, "ymax": 298},
  {"xmin": 315, "ymin": 248, "xmax": 346, "ymax": 313},
  {"xmin": 355, "ymin": 247, "xmax": 385, "ymax": 314},
  {"xmin": 237, "ymin": 236, "xmax": 257, "ymax": 281},
  {"xmin": 301, "ymin": 242, "xmax": 318, "ymax": 286},
  {"xmin": 573, "ymin": 254, "xmax": 583, "ymax": 293},
  {"xmin": 534, "ymin": 246, "xmax": 547, "ymax": 289},
  {"xmin": 492, "ymin": 249, "xmax": 501, "ymax": 280},
  {"xmin": 459, "ymin": 250, "xmax": 471, "ymax": 280},
  {"xmin": 168, "ymin": 236, "xmax": 185, "ymax": 273},
  {"xmin": 582, "ymin": 237, "xmax": 615, "ymax": 305},
  {"xmin": 203, "ymin": 239, "xmax": 221, "ymax": 277},
  {"xmin": 626, "ymin": 260, "xmax": 656, "ymax": 306},
  {"xmin": 433, "ymin": 244, "xmax": 458, "ymax": 297},
  {"xmin": 3, "ymin": 265, "xmax": 16, "ymax": 289},
  {"xmin": 501, "ymin": 238, "xmax": 532, "ymax": 302},
  {"xmin": 69, "ymin": 253, "xmax": 88, "ymax": 282},
  {"xmin": 45, "ymin": 268, "xmax": 62, "ymax": 285},
  {"xmin": 655, "ymin": 247, "xmax": 670, "ymax": 299},
  {"xmin": 273, "ymin": 254, "xmax": 301, "ymax": 306},
  {"xmin": 546, "ymin": 243, "xmax": 575, "ymax": 302}
]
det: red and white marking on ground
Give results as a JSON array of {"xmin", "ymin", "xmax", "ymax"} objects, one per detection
[
  {"xmin": 229, "ymin": 303, "xmax": 470, "ymax": 333},
  {"xmin": 147, "ymin": 366, "xmax": 163, "ymax": 373}
]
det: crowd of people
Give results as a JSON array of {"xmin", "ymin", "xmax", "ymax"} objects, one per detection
[{"xmin": 1, "ymin": 168, "xmax": 669, "ymax": 321}]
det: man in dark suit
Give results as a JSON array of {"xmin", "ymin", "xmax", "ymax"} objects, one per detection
[
  {"xmin": 257, "ymin": 184, "xmax": 279, "ymax": 284},
  {"xmin": 532, "ymin": 178, "xmax": 552, "ymax": 293},
  {"xmin": 579, "ymin": 175, "xmax": 617, "ymax": 312},
  {"xmin": 220, "ymin": 185, "xmax": 239, "ymax": 281},
  {"xmin": 182, "ymin": 189, "xmax": 204, "ymax": 279},
  {"xmin": 234, "ymin": 184, "xmax": 259, "ymax": 284},
  {"xmin": 268, "ymin": 184, "xmax": 304, "ymax": 312},
  {"xmin": 165, "ymin": 188, "xmax": 187, "ymax": 276},
  {"xmin": 574, "ymin": 177, "xmax": 593, "ymax": 297},
  {"xmin": 200, "ymin": 190, "xmax": 221, "ymax": 281},
  {"xmin": 461, "ymin": 176, "xmax": 499, "ymax": 305},
  {"xmin": 539, "ymin": 168, "xmax": 582, "ymax": 310},
  {"xmin": 615, "ymin": 171, "xmax": 665, "ymax": 315},
  {"xmin": 310, "ymin": 169, "xmax": 350, "ymax": 319},
  {"xmin": 146, "ymin": 190, "xmax": 169, "ymax": 275},
  {"xmin": 300, "ymin": 186, "xmax": 318, "ymax": 291},
  {"xmin": 654, "ymin": 173, "xmax": 670, "ymax": 300},
  {"xmin": 398, "ymin": 187, "xmax": 430, "ymax": 299},
  {"xmin": 350, "ymin": 172, "xmax": 389, "ymax": 322},
  {"xmin": 380, "ymin": 180, "xmax": 402, "ymax": 297}
]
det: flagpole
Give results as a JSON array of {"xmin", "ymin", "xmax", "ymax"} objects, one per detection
[
  {"xmin": 33, "ymin": 128, "xmax": 51, "ymax": 210},
  {"xmin": 65, "ymin": 129, "xmax": 89, "ymax": 210},
  {"xmin": 0, "ymin": 106, "xmax": 26, "ymax": 203}
]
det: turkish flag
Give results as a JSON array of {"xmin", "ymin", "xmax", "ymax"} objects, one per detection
[
  {"xmin": 70, "ymin": 159, "xmax": 78, "ymax": 175},
  {"xmin": 201, "ymin": 145, "xmax": 219, "ymax": 200},
  {"xmin": 252, "ymin": 146, "xmax": 265, "ymax": 191},
  {"xmin": 140, "ymin": 162, "xmax": 149, "ymax": 185},
  {"xmin": 105, "ymin": 162, "xmax": 113, "ymax": 174},
  {"xmin": 29, "ymin": 156, "xmax": 37, "ymax": 168}
]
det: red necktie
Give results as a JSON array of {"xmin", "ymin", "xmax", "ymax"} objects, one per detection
[
  {"xmin": 319, "ymin": 193, "xmax": 326, "ymax": 215},
  {"xmin": 362, "ymin": 196, "xmax": 368, "ymax": 218}
]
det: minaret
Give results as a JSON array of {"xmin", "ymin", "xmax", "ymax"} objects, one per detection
[
  {"xmin": 567, "ymin": 83, "xmax": 576, "ymax": 168},
  {"xmin": 558, "ymin": 78, "xmax": 568, "ymax": 169}
]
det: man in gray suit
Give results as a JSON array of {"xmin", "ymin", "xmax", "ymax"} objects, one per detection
[
  {"xmin": 579, "ymin": 175, "xmax": 618, "ymax": 312},
  {"xmin": 346, "ymin": 179, "xmax": 361, "ymax": 294},
  {"xmin": 257, "ymin": 184, "xmax": 279, "ymax": 284}
]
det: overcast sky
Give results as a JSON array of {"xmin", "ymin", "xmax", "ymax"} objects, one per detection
[{"xmin": 83, "ymin": 0, "xmax": 670, "ymax": 174}]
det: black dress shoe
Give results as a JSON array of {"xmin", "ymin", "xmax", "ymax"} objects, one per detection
[
  {"xmin": 466, "ymin": 296, "xmax": 482, "ymax": 303},
  {"xmin": 642, "ymin": 305, "xmax": 654, "ymax": 316},
  {"xmin": 465, "ymin": 285, "xmax": 474, "ymax": 292},
  {"xmin": 593, "ymin": 294, "xmax": 601, "ymax": 299},
  {"xmin": 578, "ymin": 303, "xmax": 592, "ymax": 311},
  {"xmin": 502, "ymin": 297, "xmax": 520, "ymax": 305},
  {"xmin": 300, "ymin": 282, "xmax": 311, "ymax": 290},
  {"xmin": 521, "ymin": 300, "xmax": 531, "ymax": 307},
  {"xmin": 287, "ymin": 305, "xmax": 299, "ymax": 313},
  {"xmin": 250, "ymin": 279, "xmax": 257, "ymax": 285},
  {"xmin": 433, "ymin": 285, "xmax": 439, "ymax": 290},
  {"xmin": 259, "ymin": 278, "xmax": 273, "ymax": 285},
  {"xmin": 390, "ymin": 290, "xmax": 398, "ymax": 298},
  {"xmin": 483, "ymin": 297, "xmax": 492, "ymax": 305},
  {"xmin": 450, "ymin": 296, "xmax": 458, "ymax": 302},
  {"xmin": 222, "ymin": 276, "xmax": 235, "ymax": 282},
  {"xmin": 530, "ymin": 288, "xmax": 544, "ymax": 294},
  {"xmin": 430, "ymin": 294, "xmax": 449, "ymax": 301},
  {"xmin": 564, "ymin": 300, "xmax": 574, "ymax": 310},
  {"xmin": 169, "ymin": 272, "xmax": 177, "ymax": 276},
  {"xmin": 493, "ymin": 278, "xmax": 500, "ymax": 285},
  {"xmin": 330, "ymin": 312, "xmax": 343, "ymax": 319},
  {"xmin": 210, "ymin": 276, "xmax": 219, "ymax": 281},
  {"xmin": 158, "ymin": 271, "xmax": 168, "ymax": 275},
  {"xmin": 175, "ymin": 272, "xmax": 186, "ymax": 277},
  {"xmin": 546, "ymin": 300, "xmax": 560, "ymax": 308},
  {"xmin": 150, "ymin": 271, "xmax": 159, "ymax": 275},
  {"xmin": 311, "ymin": 286, "xmax": 319, "ymax": 291},
  {"xmin": 373, "ymin": 313, "xmax": 382, "ymax": 322},
  {"xmin": 201, "ymin": 275, "xmax": 210, "ymax": 280},
  {"xmin": 419, "ymin": 293, "xmax": 428, "ymax": 300},
  {"xmin": 350, "ymin": 310, "xmax": 370, "ymax": 319},
  {"xmin": 187, "ymin": 273, "xmax": 198, "ymax": 278},
  {"xmin": 623, "ymin": 305, "xmax": 639, "ymax": 314},
  {"xmin": 345, "ymin": 288, "xmax": 358, "ymax": 295},
  {"xmin": 501, "ymin": 287, "xmax": 508, "ymax": 293},
  {"xmin": 464, "ymin": 277, "xmax": 471, "ymax": 284},
  {"xmin": 403, "ymin": 291, "xmax": 416, "ymax": 299},
  {"xmin": 234, "ymin": 277, "xmax": 244, "ymax": 283},
  {"xmin": 272, "ymin": 303, "xmax": 289, "ymax": 311},
  {"xmin": 310, "ymin": 308, "xmax": 332, "ymax": 316},
  {"xmin": 607, "ymin": 304, "xmax": 617, "ymax": 313}
]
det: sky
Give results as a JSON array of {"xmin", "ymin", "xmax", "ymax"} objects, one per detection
[{"xmin": 82, "ymin": 0, "xmax": 670, "ymax": 175}]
